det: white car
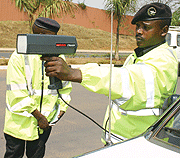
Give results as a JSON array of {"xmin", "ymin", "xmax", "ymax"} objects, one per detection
[
  {"xmin": 74, "ymin": 94, "xmax": 180, "ymax": 158},
  {"xmin": 166, "ymin": 26, "xmax": 180, "ymax": 62}
]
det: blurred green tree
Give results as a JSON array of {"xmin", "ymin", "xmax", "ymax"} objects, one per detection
[{"xmin": 12, "ymin": 0, "xmax": 78, "ymax": 32}]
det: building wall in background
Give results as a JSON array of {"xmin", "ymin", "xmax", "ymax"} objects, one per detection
[
  {"xmin": 0, "ymin": 0, "xmax": 135, "ymax": 35},
  {"xmin": 0, "ymin": 0, "xmax": 28, "ymax": 21}
]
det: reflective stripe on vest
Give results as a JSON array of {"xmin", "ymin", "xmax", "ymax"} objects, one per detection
[
  {"xmin": 6, "ymin": 84, "xmax": 70, "ymax": 97},
  {"xmin": 33, "ymin": 90, "xmax": 71, "ymax": 99},
  {"xmin": 24, "ymin": 55, "xmax": 35, "ymax": 95},
  {"xmin": 136, "ymin": 63, "xmax": 154, "ymax": 108},
  {"xmin": 6, "ymin": 106, "xmax": 33, "ymax": 117},
  {"xmin": 6, "ymin": 101, "xmax": 56, "ymax": 118},
  {"xmin": 113, "ymin": 63, "xmax": 154, "ymax": 109},
  {"xmin": 112, "ymin": 102, "xmax": 160, "ymax": 116},
  {"xmin": 7, "ymin": 83, "xmax": 27, "ymax": 90},
  {"xmin": 24, "ymin": 56, "xmax": 70, "ymax": 94},
  {"xmin": 113, "ymin": 67, "xmax": 131, "ymax": 106},
  {"xmin": 111, "ymin": 47, "xmax": 177, "ymax": 116},
  {"xmin": 6, "ymin": 97, "xmax": 33, "ymax": 117},
  {"xmin": 112, "ymin": 103, "xmax": 160, "ymax": 116},
  {"xmin": 6, "ymin": 97, "xmax": 59, "ymax": 117}
]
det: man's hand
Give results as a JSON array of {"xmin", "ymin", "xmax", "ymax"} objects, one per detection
[
  {"xmin": 32, "ymin": 109, "xmax": 49, "ymax": 131},
  {"xmin": 41, "ymin": 57, "xmax": 82, "ymax": 83}
]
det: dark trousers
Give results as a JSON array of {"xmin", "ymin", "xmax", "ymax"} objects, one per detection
[{"xmin": 4, "ymin": 127, "xmax": 52, "ymax": 158}]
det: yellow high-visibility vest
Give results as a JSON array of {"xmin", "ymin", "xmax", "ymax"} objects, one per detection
[
  {"xmin": 4, "ymin": 50, "xmax": 72, "ymax": 140},
  {"xmin": 80, "ymin": 43, "xmax": 178, "ymax": 144}
]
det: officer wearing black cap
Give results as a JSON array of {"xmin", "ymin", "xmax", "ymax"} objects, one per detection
[
  {"xmin": 41, "ymin": 2, "xmax": 178, "ymax": 145},
  {"xmin": 4, "ymin": 17, "xmax": 72, "ymax": 157},
  {"xmin": 131, "ymin": 2, "xmax": 173, "ymax": 56}
]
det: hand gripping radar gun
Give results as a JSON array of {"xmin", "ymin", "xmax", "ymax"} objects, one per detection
[{"xmin": 16, "ymin": 34, "xmax": 77, "ymax": 89}]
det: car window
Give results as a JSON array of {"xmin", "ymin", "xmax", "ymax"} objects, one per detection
[
  {"xmin": 156, "ymin": 110, "xmax": 180, "ymax": 147},
  {"xmin": 166, "ymin": 33, "xmax": 171, "ymax": 46}
]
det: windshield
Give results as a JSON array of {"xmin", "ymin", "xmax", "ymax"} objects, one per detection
[{"xmin": 156, "ymin": 110, "xmax": 180, "ymax": 147}]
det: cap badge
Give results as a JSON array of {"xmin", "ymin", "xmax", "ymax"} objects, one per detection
[{"xmin": 147, "ymin": 7, "xmax": 156, "ymax": 17}]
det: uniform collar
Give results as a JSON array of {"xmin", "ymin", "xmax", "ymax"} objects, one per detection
[{"xmin": 134, "ymin": 41, "xmax": 166, "ymax": 57}]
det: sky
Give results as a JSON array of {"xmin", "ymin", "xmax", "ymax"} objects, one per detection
[
  {"xmin": 72, "ymin": 0, "xmax": 106, "ymax": 10},
  {"xmin": 72, "ymin": 0, "xmax": 180, "ymax": 13}
]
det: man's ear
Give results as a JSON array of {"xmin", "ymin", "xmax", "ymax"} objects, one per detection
[{"xmin": 161, "ymin": 25, "xmax": 169, "ymax": 37}]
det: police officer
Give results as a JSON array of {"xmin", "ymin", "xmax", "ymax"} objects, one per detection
[
  {"xmin": 41, "ymin": 3, "xmax": 178, "ymax": 144},
  {"xmin": 4, "ymin": 17, "xmax": 72, "ymax": 157}
]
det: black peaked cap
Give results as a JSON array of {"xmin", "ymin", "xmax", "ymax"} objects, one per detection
[{"xmin": 131, "ymin": 2, "xmax": 172, "ymax": 25}]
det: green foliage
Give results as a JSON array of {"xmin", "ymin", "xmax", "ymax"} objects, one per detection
[
  {"xmin": 39, "ymin": 0, "xmax": 78, "ymax": 18},
  {"xmin": 12, "ymin": 0, "xmax": 78, "ymax": 32},
  {"xmin": 105, "ymin": 0, "xmax": 136, "ymax": 17},
  {"xmin": 78, "ymin": 2, "xmax": 86, "ymax": 10},
  {"xmin": 171, "ymin": 7, "xmax": 180, "ymax": 26}
]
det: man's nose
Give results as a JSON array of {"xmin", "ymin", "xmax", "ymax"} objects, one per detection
[{"xmin": 136, "ymin": 27, "xmax": 143, "ymax": 34}]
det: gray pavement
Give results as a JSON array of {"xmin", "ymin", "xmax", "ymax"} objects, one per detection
[{"xmin": 1, "ymin": 69, "xmax": 180, "ymax": 158}]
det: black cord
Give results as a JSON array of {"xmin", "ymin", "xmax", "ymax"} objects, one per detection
[
  {"xmin": 56, "ymin": 89, "xmax": 123, "ymax": 141},
  {"xmin": 39, "ymin": 60, "xmax": 44, "ymax": 113},
  {"xmin": 104, "ymin": 117, "xmax": 109, "ymax": 139},
  {"xmin": 40, "ymin": 60, "xmax": 122, "ymax": 141}
]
